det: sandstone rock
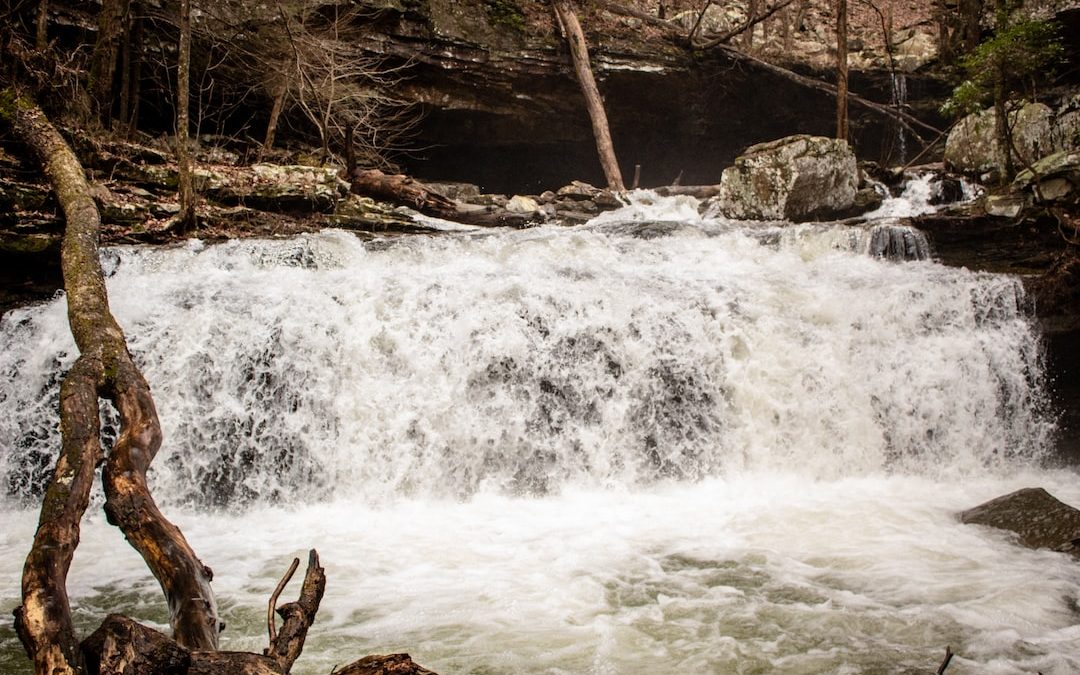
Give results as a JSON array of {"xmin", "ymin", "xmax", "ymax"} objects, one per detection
[
  {"xmin": 420, "ymin": 181, "xmax": 481, "ymax": 201},
  {"xmin": 714, "ymin": 135, "xmax": 858, "ymax": 222},
  {"xmin": 556, "ymin": 181, "xmax": 601, "ymax": 201},
  {"xmin": 1013, "ymin": 150, "xmax": 1080, "ymax": 204},
  {"xmin": 960, "ymin": 487, "xmax": 1080, "ymax": 555},
  {"xmin": 985, "ymin": 194, "xmax": 1027, "ymax": 218},
  {"xmin": 945, "ymin": 95, "xmax": 1080, "ymax": 178},
  {"xmin": 505, "ymin": 195, "xmax": 540, "ymax": 214}
]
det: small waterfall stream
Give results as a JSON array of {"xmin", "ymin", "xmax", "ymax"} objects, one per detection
[{"xmin": 1, "ymin": 186, "xmax": 1077, "ymax": 674}]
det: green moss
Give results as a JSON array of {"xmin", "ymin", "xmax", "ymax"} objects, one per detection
[
  {"xmin": 0, "ymin": 88, "xmax": 19, "ymax": 122},
  {"xmin": 484, "ymin": 0, "xmax": 525, "ymax": 31},
  {"xmin": 0, "ymin": 232, "xmax": 59, "ymax": 253}
]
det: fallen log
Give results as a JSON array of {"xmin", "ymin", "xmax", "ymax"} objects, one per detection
[{"xmin": 347, "ymin": 168, "xmax": 457, "ymax": 217}]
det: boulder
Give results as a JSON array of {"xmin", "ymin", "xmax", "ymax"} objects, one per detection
[
  {"xmin": 505, "ymin": 195, "xmax": 541, "ymax": 214},
  {"xmin": 959, "ymin": 487, "xmax": 1080, "ymax": 555},
  {"xmin": 1012, "ymin": 150, "xmax": 1080, "ymax": 204},
  {"xmin": 945, "ymin": 94, "xmax": 1080, "ymax": 179},
  {"xmin": 713, "ymin": 135, "xmax": 859, "ymax": 222},
  {"xmin": 556, "ymin": 180, "xmax": 601, "ymax": 201}
]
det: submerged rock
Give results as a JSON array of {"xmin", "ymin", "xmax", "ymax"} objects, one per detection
[
  {"xmin": 959, "ymin": 487, "xmax": 1080, "ymax": 555},
  {"xmin": 713, "ymin": 135, "xmax": 859, "ymax": 222}
]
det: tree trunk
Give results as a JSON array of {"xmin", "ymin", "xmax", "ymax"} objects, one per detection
[
  {"xmin": 262, "ymin": 67, "xmax": 290, "ymax": 157},
  {"xmin": 835, "ymin": 0, "xmax": 849, "ymax": 141},
  {"xmin": 0, "ymin": 90, "xmax": 220, "ymax": 673},
  {"xmin": 35, "ymin": 0, "xmax": 49, "ymax": 50},
  {"xmin": 552, "ymin": 0, "xmax": 625, "ymax": 192},
  {"xmin": 176, "ymin": 0, "xmax": 196, "ymax": 230},
  {"xmin": 960, "ymin": 0, "xmax": 982, "ymax": 53},
  {"xmin": 118, "ymin": 2, "xmax": 135, "ymax": 132},
  {"xmin": 126, "ymin": 12, "xmax": 142, "ymax": 133},
  {"xmin": 89, "ymin": 0, "xmax": 124, "ymax": 126}
]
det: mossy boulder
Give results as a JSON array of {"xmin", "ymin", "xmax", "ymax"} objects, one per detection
[{"xmin": 714, "ymin": 135, "xmax": 858, "ymax": 222}]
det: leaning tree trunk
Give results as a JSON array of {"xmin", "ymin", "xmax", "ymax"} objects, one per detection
[
  {"xmin": 0, "ymin": 90, "xmax": 220, "ymax": 675},
  {"xmin": 835, "ymin": 0, "xmax": 849, "ymax": 141},
  {"xmin": 552, "ymin": 0, "xmax": 625, "ymax": 192}
]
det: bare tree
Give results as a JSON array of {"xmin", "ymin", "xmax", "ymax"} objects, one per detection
[
  {"xmin": 88, "ymin": 0, "xmax": 126, "ymax": 126},
  {"xmin": 176, "ymin": 0, "xmax": 196, "ymax": 230},
  {"xmin": 267, "ymin": 2, "xmax": 417, "ymax": 168},
  {"xmin": 35, "ymin": 0, "xmax": 48, "ymax": 50},
  {"xmin": 836, "ymin": 0, "xmax": 849, "ymax": 141}
]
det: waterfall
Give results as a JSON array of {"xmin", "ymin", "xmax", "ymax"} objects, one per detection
[
  {"xmin": 0, "ymin": 203, "xmax": 1052, "ymax": 507},
  {"xmin": 1, "ymin": 190, "xmax": 1076, "ymax": 675}
]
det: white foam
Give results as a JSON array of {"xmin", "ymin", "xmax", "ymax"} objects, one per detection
[{"xmin": 0, "ymin": 217, "xmax": 1070, "ymax": 673}]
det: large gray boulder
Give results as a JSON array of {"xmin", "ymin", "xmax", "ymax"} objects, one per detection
[
  {"xmin": 945, "ymin": 94, "xmax": 1080, "ymax": 179},
  {"xmin": 959, "ymin": 487, "xmax": 1080, "ymax": 555},
  {"xmin": 713, "ymin": 135, "xmax": 859, "ymax": 222}
]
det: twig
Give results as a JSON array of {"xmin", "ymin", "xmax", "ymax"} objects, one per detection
[
  {"xmin": 693, "ymin": 0, "xmax": 795, "ymax": 49},
  {"xmin": 689, "ymin": 1, "xmax": 714, "ymax": 42},
  {"xmin": 267, "ymin": 556, "xmax": 300, "ymax": 644},
  {"xmin": 937, "ymin": 645, "xmax": 954, "ymax": 674}
]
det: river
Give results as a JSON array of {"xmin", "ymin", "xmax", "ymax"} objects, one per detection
[{"xmin": 2, "ymin": 182, "xmax": 1078, "ymax": 674}]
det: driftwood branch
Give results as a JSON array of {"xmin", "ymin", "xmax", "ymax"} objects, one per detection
[
  {"xmin": 265, "ymin": 550, "xmax": 326, "ymax": 673},
  {"xmin": 348, "ymin": 168, "xmax": 457, "ymax": 216},
  {"xmin": 333, "ymin": 654, "xmax": 438, "ymax": 675},
  {"xmin": 937, "ymin": 645, "xmax": 955, "ymax": 674},
  {"xmin": 267, "ymin": 557, "xmax": 300, "ymax": 645}
]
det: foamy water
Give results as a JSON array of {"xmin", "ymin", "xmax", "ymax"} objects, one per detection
[{"xmin": 1, "ymin": 189, "xmax": 1076, "ymax": 674}]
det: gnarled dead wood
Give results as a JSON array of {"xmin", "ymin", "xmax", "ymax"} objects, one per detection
[
  {"xmin": 1, "ymin": 89, "xmax": 219, "ymax": 673},
  {"xmin": 265, "ymin": 550, "xmax": 326, "ymax": 673},
  {"xmin": 655, "ymin": 184, "xmax": 724, "ymax": 198}
]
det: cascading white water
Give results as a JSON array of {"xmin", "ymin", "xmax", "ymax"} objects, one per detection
[{"xmin": 1, "ymin": 192, "xmax": 1078, "ymax": 674}]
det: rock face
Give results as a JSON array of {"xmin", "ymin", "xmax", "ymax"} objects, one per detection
[
  {"xmin": 959, "ymin": 487, "xmax": 1080, "ymax": 555},
  {"xmin": 349, "ymin": 2, "xmax": 950, "ymax": 193},
  {"xmin": 713, "ymin": 135, "xmax": 859, "ymax": 221},
  {"xmin": 944, "ymin": 95, "xmax": 1080, "ymax": 179}
]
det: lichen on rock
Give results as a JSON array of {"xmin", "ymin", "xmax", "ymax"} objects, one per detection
[{"xmin": 713, "ymin": 135, "xmax": 859, "ymax": 222}]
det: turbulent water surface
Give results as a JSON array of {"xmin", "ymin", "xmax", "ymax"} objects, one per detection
[{"xmin": 2, "ymin": 183, "xmax": 1078, "ymax": 674}]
